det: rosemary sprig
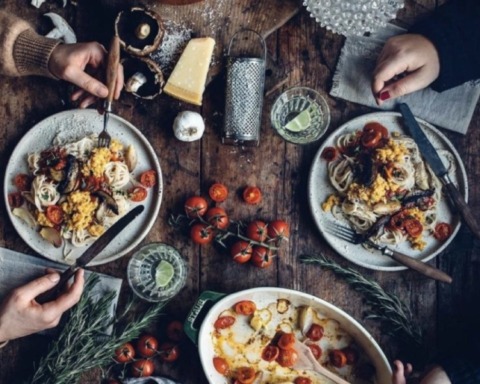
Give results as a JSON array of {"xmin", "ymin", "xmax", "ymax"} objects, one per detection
[
  {"xmin": 30, "ymin": 274, "xmax": 165, "ymax": 384},
  {"xmin": 300, "ymin": 253, "xmax": 423, "ymax": 344}
]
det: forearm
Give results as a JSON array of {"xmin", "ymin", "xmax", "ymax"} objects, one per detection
[{"xmin": 0, "ymin": 10, "xmax": 59, "ymax": 77}]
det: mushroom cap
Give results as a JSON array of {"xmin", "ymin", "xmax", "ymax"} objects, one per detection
[
  {"xmin": 122, "ymin": 57, "xmax": 165, "ymax": 99},
  {"xmin": 115, "ymin": 7, "xmax": 164, "ymax": 57}
]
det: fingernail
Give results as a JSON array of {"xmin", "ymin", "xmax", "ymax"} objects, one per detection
[
  {"xmin": 379, "ymin": 91, "xmax": 390, "ymax": 101},
  {"xmin": 48, "ymin": 273, "xmax": 60, "ymax": 283}
]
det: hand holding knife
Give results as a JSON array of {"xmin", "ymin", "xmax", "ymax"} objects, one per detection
[
  {"xmin": 399, "ymin": 103, "xmax": 480, "ymax": 239},
  {"xmin": 36, "ymin": 205, "xmax": 144, "ymax": 304}
]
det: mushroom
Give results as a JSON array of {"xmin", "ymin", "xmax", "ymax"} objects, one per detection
[
  {"xmin": 44, "ymin": 13, "xmax": 77, "ymax": 44},
  {"xmin": 125, "ymin": 72, "xmax": 147, "ymax": 93},
  {"xmin": 173, "ymin": 111, "xmax": 205, "ymax": 142},
  {"xmin": 31, "ymin": 0, "xmax": 46, "ymax": 8},
  {"xmin": 122, "ymin": 57, "xmax": 164, "ymax": 99},
  {"xmin": 135, "ymin": 23, "xmax": 151, "ymax": 40}
]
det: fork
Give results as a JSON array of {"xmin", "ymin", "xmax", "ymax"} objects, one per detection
[
  {"xmin": 325, "ymin": 223, "xmax": 453, "ymax": 283},
  {"xmin": 98, "ymin": 35, "xmax": 121, "ymax": 148}
]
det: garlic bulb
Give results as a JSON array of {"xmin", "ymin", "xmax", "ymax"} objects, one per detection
[{"xmin": 173, "ymin": 111, "xmax": 205, "ymax": 142}]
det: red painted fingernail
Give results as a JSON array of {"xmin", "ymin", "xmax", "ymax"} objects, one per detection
[{"xmin": 379, "ymin": 91, "xmax": 390, "ymax": 101}]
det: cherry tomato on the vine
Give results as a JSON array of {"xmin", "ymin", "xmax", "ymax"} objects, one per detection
[
  {"xmin": 131, "ymin": 359, "xmax": 154, "ymax": 377},
  {"xmin": 158, "ymin": 342, "xmax": 180, "ymax": 362},
  {"xmin": 234, "ymin": 300, "xmax": 256, "ymax": 315},
  {"xmin": 190, "ymin": 223, "xmax": 215, "ymax": 245},
  {"xmin": 129, "ymin": 186, "xmax": 147, "ymax": 202},
  {"xmin": 306, "ymin": 324, "xmax": 324, "ymax": 341},
  {"xmin": 140, "ymin": 170, "xmax": 157, "ymax": 188},
  {"xmin": 267, "ymin": 220, "xmax": 289, "ymax": 241},
  {"xmin": 205, "ymin": 207, "xmax": 230, "ymax": 229},
  {"xmin": 251, "ymin": 246, "xmax": 274, "ymax": 268},
  {"xmin": 166, "ymin": 320, "xmax": 184, "ymax": 342},
  {"xmin": 209, "ymin": 183, "xmax": 229, "ymax": 202},
  {"xmin": 330, "ymin": 349, "xmax": 347, "ymax": 368},
  {"xmin": 184, "ymin": 196, "xmax": 208, "ymax": 218},
  {"xmin": 230, "ymin": 241, "xmax": 253, "ymax": 264},
  {"xmin": 214, "ymin": 316, "xmax": 236, "ymax": 330},
  {"xmin": 213, "ymin": 356, "xmax": 230, "ymax": 375},
  {"xmin": 114, "ymin": 342, "xmax": 135, "ymax": 363},
  {"xmin": 136, "ymin": 334, "xmax": 158, "ymax": 357},
  {"xmin": 434, "ymin": 222, "xmax": 452, "ymax": 242},
  {"xmin": 262, "ymin": 345, "xmax": 280, "ymax": 362},
  {"xmin": 46, "ymin": 205, "xmax": 64, "ymax": 225},
  {"xmin": 242, "ymin": 186, "xmax": 262, "ymax": 205},
  {"xmin": 246, "ymin": 220, "xmax": 268, "ymax": 242}
]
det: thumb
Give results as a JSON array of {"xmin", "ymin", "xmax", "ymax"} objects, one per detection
[
  {"xmin": 62, "ymin": 67, "xmax": 108, "ymax": 98},
  {"xmin": 16, "ymin": 273, "xmax": 61, "ymax": 299},
  {"xmin": 376, "ymin": 70, "xmax": 430, "ymax": 104}
]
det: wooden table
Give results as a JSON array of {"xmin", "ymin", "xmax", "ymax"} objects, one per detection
[{"xmin": 1, "ymin": 0, "xmax": 480, "ymax": 383}]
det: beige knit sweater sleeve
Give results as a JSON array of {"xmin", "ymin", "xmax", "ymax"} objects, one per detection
[{"xmin": 0, "ymin": 11, "xmax": 60, "ymax": 77}]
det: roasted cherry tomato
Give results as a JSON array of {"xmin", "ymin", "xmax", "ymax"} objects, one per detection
[
  {"xmin": 277, "ymin": 348, "xmax": 298, "ymax": 368},
  {"xmin": 267, "ymin": 220, "xmax": 289, "ymax": 241},
  {"xmin": 342, "ymin": 346, "xmax": 358, "ymax": 365},
  {"xmin": 53, "ymin": 158, "xmax": 67, "ymax": 171},
  {"xmin": 114, "ymin": 342, "xmax": 135, "ymax": 363},
  {"xmin": 129, "ymin": 186, "xmax": 147, "ymax": 202},
  {"xmin": 306, "ymin": 324, "xmax": 324, "ymax": 341},
  {"xmin": 404, "ymin": 218, "xmax": 423, "ymax": 238},
  {"xmin": 213, "ymin": 356, "xmax": 230, "ymax": 375},
  {"xmin": 190, "ymin": 223, "xmax": 215, "ymax": 245},
  {"xmin": 262, "ymin": 345, "xmax": 280, "ymax": 362},
  {"xmin": 308, "ymin": 343, "xmax": 322, "ymax": 360},
  {"xmin": 84, "ymin": 175, "xmax": 104, "ymax": 192},
  {"xmin": 184, "ymin": 196, "xmax": 208, "ymax": 218},
  {"xmin": 140, "ymin": 170, "xmax": 157, "ymax": 188},
  {"xmin": 330, "ymin": 349, "xmax": 348, "ymax": 368},
  {"xmin": 434, "ymin": 222, "xmax": 453, "ymax": 242},
  {"xmin": 131, "ymin": 359, "xmax": 154, "ymax": 377},
  {"xmin": 209, "ymin": 183, "xmax": 229, "ymax": 202},
  {"xmin": 158, "ymin": 342, "xmax": 180, "ymax": 362},
  {"xmin": 294, "ymin": 377, "xmax": 313, "ymax": 384},
  {"xmin": 46, "ymin": 205, "xmax": 64, "ymax": 225},
  {"xmin": 236, "ymin": 366, "xmax": 256, "ymax": 384},
  {"xmin": 321, "ymin": 147, "xmax": 338, "ymax": 162},
  {"xmin": 214, "ymin": 316, "xmax": 236, "ymax": 330},
  {"xmin": 166, "ymin": 320, "xmax": 184, "ymax": 342},
  {"xmin": 361, "ymin": 129, "xmax": 382, "ymax": 148},
  {"xmin": 389, "ymin": 211, "xmax": 407, "ymax": 231},
  {"xmin": 8, "ymin": 192, "xmax": 24, "ymax": 208},
  {"xmin": 278, "ymin": 333, "xmax": 296, "ymax": 350},
  {"xmin": 242, "ymin": 186, "xmax": 262, "ymax": 205},
  {"xmin": 251, "ymin": 246, "xmax": 274, "ymax": 268},
  {"xmin": 231, "ymin": 241, "xmax": 253, "ymax": 264},
  {"xmin": 246, "ymin": 220, "xmax": 268, "ymax": 242},
  {"xmin": 364, "ymin": 122, "xmax": 389, "ymax": 139},
  {"xmin": 234, "ymin": 300, "xmax": 256, "ymax": 316},
  {"xmin": 14, "ymin": 173, "xmax": 31, "ymax": 191},
  {"xmin": 136, "ymin": 334, "xmax": 158, "ymax": 357},
  {"xmin": 205, "ymin": 207, "xmax": 230, "ymax": 229}
]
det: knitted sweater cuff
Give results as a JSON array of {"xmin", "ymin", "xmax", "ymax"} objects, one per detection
[{"xmin": 13, "ymin": 29, "xmax": 61, "ymax": 78}]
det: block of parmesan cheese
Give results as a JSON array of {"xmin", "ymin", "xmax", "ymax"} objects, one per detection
[{"xmin": 164, "ymin": 37, "xmax": 215, "ymax": 106}]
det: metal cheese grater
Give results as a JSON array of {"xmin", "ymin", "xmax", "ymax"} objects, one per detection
[{"xmin": 222, "ymin": 29, "xmax": 266, "ymax": 146}]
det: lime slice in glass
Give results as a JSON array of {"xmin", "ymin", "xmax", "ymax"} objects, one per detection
[
  {"xmin": 284, "ymin": 107, "xmax": 312, "ymax": 132},
  {"xmin": 155, "ymin": 260, "xmax": 174, "ymax": 288}
]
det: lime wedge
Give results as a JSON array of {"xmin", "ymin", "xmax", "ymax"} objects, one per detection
[
  {"xmin": 284, "ymin": 108, "xmax": 312, "ymax": 132},
  {"xmin": 155, "ymin": 260, "xmax": 174, "ymax": 288}
]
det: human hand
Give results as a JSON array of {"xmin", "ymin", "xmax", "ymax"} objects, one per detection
[
  {"xmin": 372, "ymin": 34, "xmax": 440, "ymax": 105},
  {"xmin": 0, "ymin": 269, "xmax": 84, "ymax": 342},
  {"xmin": 48, "ymin": 42, "xmax": 124, "ymax": 108},
  {"xmin": 392, "ymin": 360, "xmax": 413, "ymax": 384}
]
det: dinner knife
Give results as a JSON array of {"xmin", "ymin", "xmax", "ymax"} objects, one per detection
[
  {"xmin": 398, "ymin": 103, "xmax": 480, "ymax": 240},
  {"xmin": 36, "ymin": 204, "xmax": 145, "ymax": 304}
]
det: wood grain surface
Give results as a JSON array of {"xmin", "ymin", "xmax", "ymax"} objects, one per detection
[{"xmin": 1, "ymin": 0, "xmax": 480, "ymax": 383}]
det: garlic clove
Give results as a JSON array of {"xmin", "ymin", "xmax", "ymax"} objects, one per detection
[{"xmin": 173, "ymin": 111, "xmax": 205, "ymax": 142}]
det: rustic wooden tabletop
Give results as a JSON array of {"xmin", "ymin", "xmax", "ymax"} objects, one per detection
[{"xmin": 1, "ymin": 0, "xmax": 479, "ymax": 383}]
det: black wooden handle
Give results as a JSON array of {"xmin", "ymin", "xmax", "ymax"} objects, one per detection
[
  {"xmin": 444, "ymin": 182, "xmax": 480, "ymax": 239},
  {"xmin": 35, "ymin": 267, "xmax": 78, "ymax": 304},
  {"xmin": 388, "ymin": 250, "xmax": 452, "ymax": 284}
]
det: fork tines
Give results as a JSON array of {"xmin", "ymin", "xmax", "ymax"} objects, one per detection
[{"xmin": 324, "ymin": 223, "xmax": 362, "ymax": 244}]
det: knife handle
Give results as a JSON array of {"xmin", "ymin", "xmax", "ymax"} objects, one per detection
[
  {"xmin": 383, "ymin": 248, "xmax": 452, "ymax": 284},
  {"xmin": 443, "ymin": 181, "xmax": 480, "ymax": 239},
  {"xmin": 106, "ymin": 35, "xmax": 121, "ymax": 105},
  {"xmin": 35, "ymin": 267, "xmax": 78, "ymax": 304}
]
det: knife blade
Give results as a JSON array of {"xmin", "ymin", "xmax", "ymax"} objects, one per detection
[
  {"xmin": 36, "ymin": 204, "xmax": 145, "ymax": 303},
  {"xmin": 399, "ymin": 103, "xmax": 480, "ymax": 239}
]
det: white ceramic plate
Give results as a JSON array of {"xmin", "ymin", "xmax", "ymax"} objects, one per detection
[
  {"xmin": 196, "ymin": 287, "xmax": 392, "ymax": 384},
  {"xmin": 308, "ymin": 112, "xmax": 467, "ymax": 271},
  {"xmin": 4, "ymin": 109, "xmax": 163, "ymax": 266}
]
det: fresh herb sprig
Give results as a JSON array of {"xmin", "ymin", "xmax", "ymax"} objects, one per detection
[
  {"xmin": 300, "ymin": 253, "xmax": 423, "ymax": 344},
  {"xmin": 30, "ymin": 275, "xmax": 165, "ymax": 384}
]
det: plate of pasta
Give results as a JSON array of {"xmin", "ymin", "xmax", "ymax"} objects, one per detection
[
  {"xmin": 4, "ymin": 109, "xmax": 162, "ymax": 266},
  {"xmin": 308, "ymin": 112, "xmax": 467, "ymax": 271}
]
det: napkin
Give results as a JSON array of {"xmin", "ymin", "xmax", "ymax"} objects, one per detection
[
  {"xmin": 330, "ymin": 23, "xmax": 480, "ymax": 134},
  {"xmin": 0, "ymin": 247, "xmax": 122, "ymax": 335}
]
